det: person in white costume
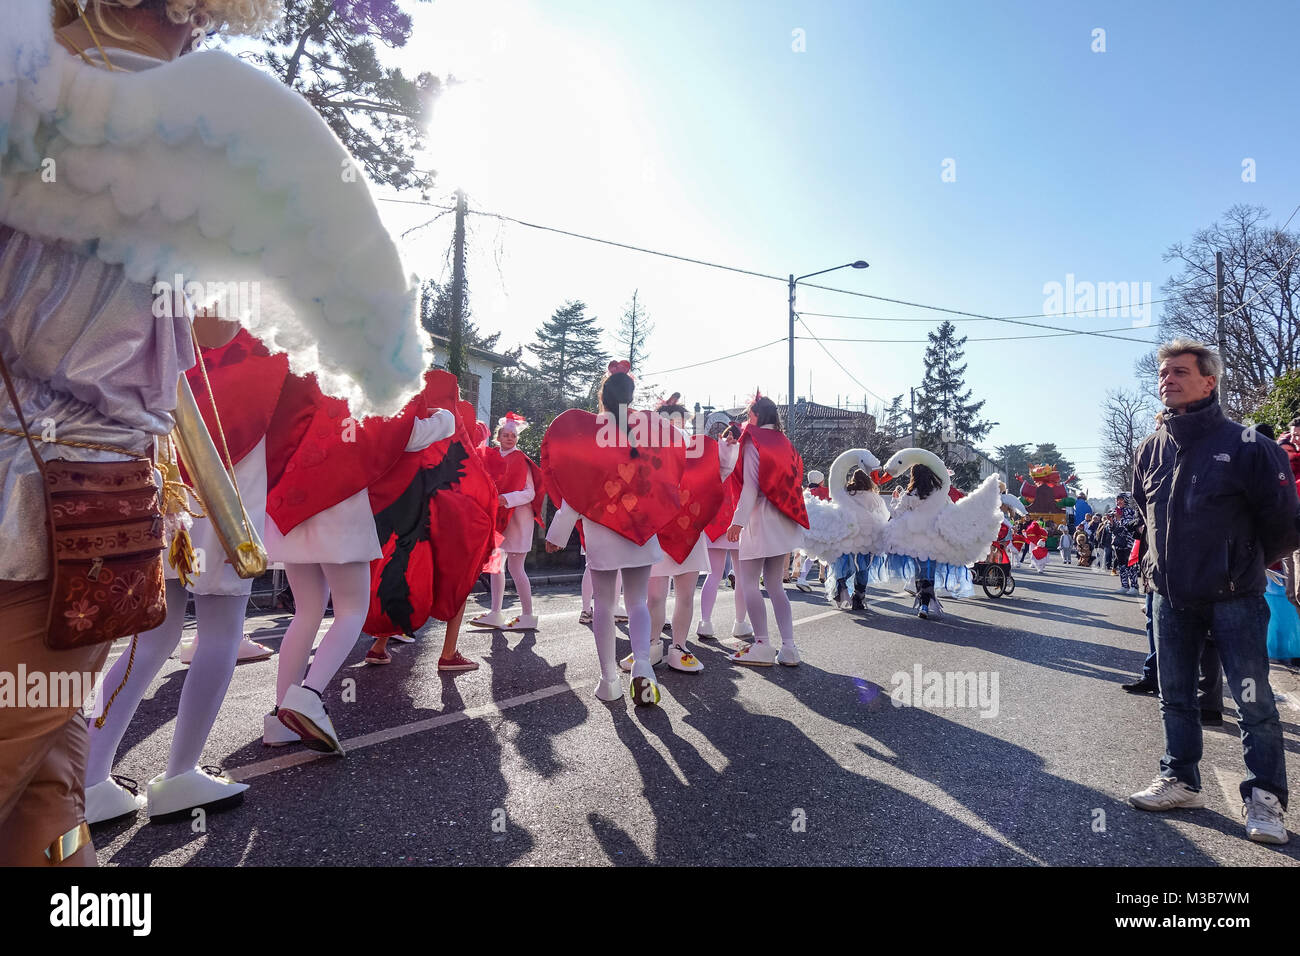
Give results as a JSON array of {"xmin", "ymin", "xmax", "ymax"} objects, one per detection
[
  {"xmin": 698, "ymin": 417, "xmax": 750, "ymax": 640},
  {"xmin": 471, "ymin": 414, "xmax": 541, "ymax": 631}
]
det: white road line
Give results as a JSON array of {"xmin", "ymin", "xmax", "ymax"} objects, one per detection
[
  {"xmin": 1212, "ymin": 766, "xmax": 1243, "ymax": 812},
  {"xmin": 228, "ymin": 681, "xmax": 580, "ymax": 781}
]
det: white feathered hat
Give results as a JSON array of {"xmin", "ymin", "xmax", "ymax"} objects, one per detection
[
  {"xmin": 497, "ymin": 412, "xmax": 529, "ymax": 436},
  {"xmin": 807, "ymin": 470, "xmax": 825, "ymax": 485}
]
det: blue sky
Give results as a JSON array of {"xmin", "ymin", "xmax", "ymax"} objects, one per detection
[{"xmin": 373, "ymin": 0, "xmax": 1300, "ymax": 490}]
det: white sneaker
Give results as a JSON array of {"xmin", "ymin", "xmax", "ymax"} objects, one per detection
[
  {"xmin": 469, "ymin": 610, "xmax": 509, "ymax": 629},
  {"xmin": 262, "ymin": 711, "xmax": 299, "ymax": 747},
  {"xmin": 732, "ymin": 619, "xmax": 754, "ymax": 638},
  {"xmin": 277, "ymin": 684, "xmax": 345, "ymax": 755},
  {"xmin": 176, "ymin": 636, "xmax": 197, "ymax": 664},
  {"xmin": 146, "ymin": 767, "xmax": 249, "ymax": 821},
  {"xmin": 1243, "ymin": 788, "xmax": 1289, "ymax": 844},
  {"xmin": 696, "ymin": 619, "xmax": 714, "ymax": 638},
  {"xmin": 594, "ymin": 675, "xmax": 623, "ymax": 702},
  {"xmin": 619, "ymin": 639, "xmax": 664, "ymax": 672},
  {"xmin": 85, "ymin": 776, "xmax": 145, "ymax": 825},
  {"xmin": 666, "ymin": 644, "xmax": 703, "ymax": 673},
  {"xmin": 795, "ymin": 576, "xmax": 813, "ymax": 593},
  {"xmin": 777, "ymin": 644, "xmax": 801, "ymax": 666},
  {"xmin": 237, "ymin": 636, "xmax": 273, "ymax": 662},
  {"xmin": 502, "ymin": 613, "xmax": 539, "ymax": 631},
  {"xmin": 730, "ymin": 640, "xmax": 777, "ymax": 666},
  {"xmin": 1128, "ymin": 776, "xmax": 1208, "ymax": 811}
]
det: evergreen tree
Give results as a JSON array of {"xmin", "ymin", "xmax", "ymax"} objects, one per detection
[
  {"xmin": 866, "ymin": 394, "xmax": 909, "ymax": 464},
  {"xmin": 914, "ymin": 321, "xmax": 992, "ymax": 486},
  {"xmin": 418, "ymin": 277, "xmax": 501, "ymax": 351},
  {"xmin": 617, "ymin": 290, "xmax": 654, "ymax": 373},
  {"xmin": 1029, "ymin": 443, "xmax": 1078, "ymax": 484},
  {"xmin": 530, "ymin": 301, "xmax": 610, "ymax": 403},
  {"xmin": 994, "ymin": 443, "xmax": 1031, "ymax": 483}
]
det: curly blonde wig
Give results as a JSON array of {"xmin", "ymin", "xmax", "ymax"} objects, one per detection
[{"xmin": 56, "ymin": 0, "xmax": 282, "ymax": 37}]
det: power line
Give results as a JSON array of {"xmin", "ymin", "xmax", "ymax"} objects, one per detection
[
  {"xmin": 799, "ymin": 298, "xmax": 1179, "ymax": 323},
  {"xmin": 644, "ymin": 338, "xmax": 786, "ymax": 377},
  {"xmin": 795, "ymin": 316, "xmax": 890, "ymax": 404},
  {"xmin": 380, "ymin": 195, "xmax": 1173, "ymax": 348},
  {"xmin": 796, "ymin": 324, "xmax": 1157, "ymax": 344}
]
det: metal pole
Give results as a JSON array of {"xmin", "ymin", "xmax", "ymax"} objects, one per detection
[
  {"xmin": 449, "ymin": 189, "xmax": 468, "ymax": 380},
  {"xmin": 788, "ymin": 273, "xmax": 796, "ymax": 434},
  {"xmin": 909, "ymin": 386, "xmax": 916, "ymax": 447},
  {"xmin": 1215, "ymin": 250, "xmax": 1226, "ymax": 410}
]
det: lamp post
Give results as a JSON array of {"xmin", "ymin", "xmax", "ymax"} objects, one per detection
[{"xmin": 788, "ymin": 261, "xmax": 868, "ymax": 436}]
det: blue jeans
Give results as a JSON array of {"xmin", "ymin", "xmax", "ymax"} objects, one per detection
[
  {"xmin": 1153, "ymin": 593, "xmax": 1287, "ymax": 806},
  {"xmin": 1142, "ymin": 592, "xmax": 1157, "ymax": 681}
]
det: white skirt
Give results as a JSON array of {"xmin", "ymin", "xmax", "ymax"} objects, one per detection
[
  {"xmin": 739, "ymin": 498, "xmax": 805, "ymax": 561},
  {"xmin": 265, "ymin": 488, "xmax": 381, "ymax": 566},
  {"xmin": 500, "ymin": 504, "xmax": 536, "ymax": 554},
  {"xmin": 652, "ymin": 533, "xmax": 710, "ymax": 576},
  {"xmin": 583, "ymin": 521, "xmax": 664, "ymax": 571}
]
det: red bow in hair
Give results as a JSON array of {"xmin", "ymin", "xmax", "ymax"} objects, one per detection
[{"xmin": 608, "ymin": 360, "xmax": 632, "ymax": 376}]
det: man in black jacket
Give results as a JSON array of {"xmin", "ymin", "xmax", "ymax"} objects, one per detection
[{"xmin": 1128, "ymin": 340, "xmax": 1298, "ymax": 845}]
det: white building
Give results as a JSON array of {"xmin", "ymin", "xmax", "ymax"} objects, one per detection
[{"xmin": 429, "ymin": 335, "xmax": 518, "ymax": 425}]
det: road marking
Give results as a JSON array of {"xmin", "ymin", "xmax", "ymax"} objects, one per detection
[
  {"xmin": 228, "ymin": 681, "xmax": 579, "ymax": 781},
  {"xmin": 1212, "ymin": 766, "xmax": 1242, "ymax": 812},
  {"xmin": 1274, "ymin": 688, "xmax": 1300, "ymax": 713}
]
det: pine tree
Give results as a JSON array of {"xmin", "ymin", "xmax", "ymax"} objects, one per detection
[
  {"xmin": 530, "ymin": 301, "xmax": 610, "ymax": 403},
  {"xmin": 617, "ymin": 290, "xmax": 654, "ymax": 372},
  {"xmin": 914, "ymin": 321, "xmax": 992, "ymax": 487},
  {"xmin": 1029, "ymin": 443, "xmax": 1077, "ymax": 484},
  {"xmin": 418, "ymin": 277, "xmax": 501, "ymax": 351},
  {"xmin": 994, "ymin": 443, "xmax": 1032, "ymax": 484}
]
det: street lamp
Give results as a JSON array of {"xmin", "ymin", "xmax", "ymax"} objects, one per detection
[{"xmin": 788, "ymin": 261, "xmax": 869, "ymax": 435}]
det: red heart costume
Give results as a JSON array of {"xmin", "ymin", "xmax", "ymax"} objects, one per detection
[
  {"xmin": 480, "ymin": 445, "xmax": 546, "ymax": 533},
  {"xmin": 541, "ymin": 408, "xmax": 685, "ymax": 546},
  {"xmin": 184, "ymin": 329, "xmax": 287, "ymax": 470},
  {"xmin": 656, "ymin": 435, "xmax": 725, "ymax": 564},
  {"xmin": 364, "ymin": 375, "xmax": 500, "ymax": 635},
  {"xmin": 737, "ymin": 425, "xmax": 809, "ymax": 530}
]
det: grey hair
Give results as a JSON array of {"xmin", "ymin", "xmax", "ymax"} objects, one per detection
[{"xmin": 1156, "ymin": 338, "xmax": 1223, "ymax": 379}]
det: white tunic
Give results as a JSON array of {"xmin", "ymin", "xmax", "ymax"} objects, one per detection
[
  {"xmin": 730, "ymin": 427, "xmax": 804, "ymax": 561},
  {"xmin": 491, "ymin": 448, "xmax": 537, "ymax": 554},
  {"xmin": 265, "ymin": 409, "xmax": 455, "ymax": 566},
  {"xmin": 651, "ymin": 532, "xmax": 710, "ymax": 576},
  {"xmin": 547, "ymin": 500, "xmax": 663, "ymax": 571}
]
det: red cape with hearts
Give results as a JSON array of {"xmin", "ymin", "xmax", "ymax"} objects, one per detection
[
  {"xmin": 541, "ymin": 408, "xmax": 685, "ymax": 546},
  {"xmin": 657, "ymin": 435, "xmax": 725, "ymax": 563},
  {"xmin": 737, "ymin": 425, "xmax": 809, "ymax": 529},
  {"xmin": 364, "ymin": 379, "xmax": 500, "ymax": 634},
  {"xmin": 479, "ymin": 446, "xmax": 546, "ymax": 532},
  {"xmin": 183, "ymin": 328, "xmax": 288, "ymax": 472}
]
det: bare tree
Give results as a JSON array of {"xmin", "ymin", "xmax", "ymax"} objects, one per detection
[
  {"xmin": 617, "ymin": 290, "xmax": 654, "ymax": 373},
  {"xmin": 1136, "ymin": 204, "xmax": 1300, "ymax": 419},
  {"xmin": 1100, "ymin": 388, "xmax": 1157, "ymax": 494}
]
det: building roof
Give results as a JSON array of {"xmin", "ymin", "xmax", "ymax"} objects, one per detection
[{"xmin": 429, "ymin": 334, "xmax": 518, "ymax": 368}]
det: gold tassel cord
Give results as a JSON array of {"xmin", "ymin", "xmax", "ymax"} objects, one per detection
[{"xmin": 93, "ymin": 633, "xmax": 136, "ymax": 728}]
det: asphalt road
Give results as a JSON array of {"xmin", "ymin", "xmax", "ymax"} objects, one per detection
[{"xmin": 92, "ymin": 560, "xmax": 1300, "ymax": 866}]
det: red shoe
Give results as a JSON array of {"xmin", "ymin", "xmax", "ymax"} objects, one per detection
[{"xmin": 438, "ymin": 651, "xmax": 479, "ymax": 672}]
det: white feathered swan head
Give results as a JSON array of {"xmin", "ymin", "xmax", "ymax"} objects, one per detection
[{"xmin": 879, "ymin": 447, "xmax": 950, "ymax": 497}]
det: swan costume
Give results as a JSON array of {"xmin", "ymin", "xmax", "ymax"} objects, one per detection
[
  {"xmin": 801, "ymin": 449, "xmax": 891, "ymax": 606},
  {"xmin": 874, "ymin": 449, "xmax": 1003, "ymax": 601}
]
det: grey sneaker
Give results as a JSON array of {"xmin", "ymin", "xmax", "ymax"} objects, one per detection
[
  {"xmin": 1129, "ymin": 776, "xmax": 1207, "ymax": 811},
  {"xmin": 1243, "ymin": 788, "xmax": 1289, "ymax": 845}
]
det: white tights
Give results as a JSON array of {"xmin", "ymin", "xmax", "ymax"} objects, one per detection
[
  {"xmin": 87, "ymin": 580, "xmax": 250, "ymax": 782},
  {"xmin": 276, "ymin": 562, "xmax": 372, "ymax": 704},
  {"xmin": 489, "ymin": 552, "xmax": 533, "ymax": 616},
  {"xmin": 582, "ymin": 565, "xmax": 621, "ymax": 613},
  {"xmin": 737, "ymin": 554, "xmax": 795, "ymax": 647},
  {"xmin": 590, "ymin": 565, "xmax": 651, "ymax": 680},
  {"xmin": 649, "ymin": 571, "xmax": 698, "ymax": 648},
  {"xmin": 701, "ymin": 547, "xmax": 746, "ymax": 626}
]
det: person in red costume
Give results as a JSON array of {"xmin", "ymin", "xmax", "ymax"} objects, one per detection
[
  {"xmin": 542, "ymin": 361, "xmax": 685, "ymax": 706},
  {"xmin": 1023, "ymin": 519, "xmax": 1050, "ymax": 573},
  {"xmin": 726, "ymin": 393, "xmax": 810, "ymax": 667},
  {"xmin": 361, "ymin": 389, "xmax": 501, "ymax": 672},
  {"xmin": 470, "ymin": 413, "xmax": 545, "ymax": 632},
  {"xmin": 619, "ymin": 393, "xmax": 723, "ymax": 674},
  {"xmin": 262, "ymin": 371, "xmax": 456, "ymax": 755}
]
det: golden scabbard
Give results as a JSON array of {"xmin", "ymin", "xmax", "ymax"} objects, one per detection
[{"xmin": 172, "ymin": 376, "xmax": 267, "ymax": 579}]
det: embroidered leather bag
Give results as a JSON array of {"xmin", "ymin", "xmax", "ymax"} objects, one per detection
[{"xmin": 0, "ymin": 352, "xmax": 166, "ymax": 649}]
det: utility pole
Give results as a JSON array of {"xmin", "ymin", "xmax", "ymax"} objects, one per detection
[
  {"xmin": 1215, "ymin": 250, "xmax": 1227, "ymax": 411},
  {"xmin": 909, "ymin": 387, "xmax": 917, "ymax": 447},
  {"xmin": 787, "ymin": 274, "xmax": 796, "ymax": 439},
  {"xmin": 448, "ymin": 188, "xmax": 468, "ymax": 380}
]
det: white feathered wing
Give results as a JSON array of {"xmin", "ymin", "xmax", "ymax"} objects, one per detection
[
  {"xmin": 0, "ymin": 1, "xmax": 426, "ymax": 416},
  {"xmin": 935, "ymin": 474, "xmax": 1005, "ymax": 565}
]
